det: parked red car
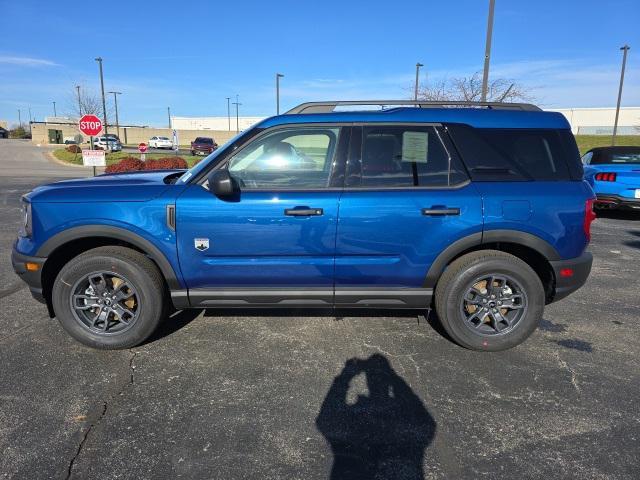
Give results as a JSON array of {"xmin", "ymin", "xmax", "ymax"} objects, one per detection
[{"xmin": 190, "ymin": 137, "xmax": 218, "ymax": 156}]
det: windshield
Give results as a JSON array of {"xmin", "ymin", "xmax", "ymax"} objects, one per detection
[
  {"xmin": 177, "ymin": 129, "xmax": 256, "ymax": 184},
  {"xmin": 591, "ymin": 148, "xmax": 640, "ymax": 165},
  {"xmin": 195, "ymin": 138, "xmax": 213, "ymax": 144},
  {"xmin": 158, "ymin": 136, "xmax": 170, "ymax": 140}
]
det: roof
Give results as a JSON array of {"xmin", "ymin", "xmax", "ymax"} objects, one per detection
[
  {"xmin": 587, "ymin": 145, "xmax": 640, "ymax": 152},
  {"xmin": 256, "ymin": 107, "xmax": 571, "ymax": 130}
]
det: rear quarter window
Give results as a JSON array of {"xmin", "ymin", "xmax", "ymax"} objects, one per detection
[{"xmin": 446, "ymin": 124, "xmax": 582, "ymax": 181}]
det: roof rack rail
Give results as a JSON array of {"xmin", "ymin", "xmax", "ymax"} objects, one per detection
[{"xmin": 285, "ymin": 100, "xmax": 542, "ymax": 114}]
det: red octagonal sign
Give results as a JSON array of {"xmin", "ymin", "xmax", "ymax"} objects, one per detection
[
  {"xmin": 138, "ymin": 143, "xmax": 148, "ymax": 153},
  {"xmin": 78, "ymin": 114, "xmax": 103, "ymax": 136}
]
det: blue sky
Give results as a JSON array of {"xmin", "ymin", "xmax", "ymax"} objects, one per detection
[{"xmin": 1, "ymin": 0, "xmax": 638, "ymax": 127}]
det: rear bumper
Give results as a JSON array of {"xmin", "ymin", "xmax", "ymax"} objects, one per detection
[
  {"xmin": 549, "ymin": 251, "xmax": 593, "ymax": 303},
  {"xmin": 11, "ymin": 243, "xmax": 47, "ymax": 304},
  {"xmin": 595, "ymin": 194, "xmax": 640, "ymax": 211}
]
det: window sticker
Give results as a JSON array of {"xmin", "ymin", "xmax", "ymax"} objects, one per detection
[{"xmin": 402, "ymin": 131, "xmax": 429, "ymax": 163}]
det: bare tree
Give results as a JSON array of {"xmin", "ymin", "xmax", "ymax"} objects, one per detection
[
  {"xmin": 413, "ymin": 71, "xmax": 532, "ymax": 103},
  {"xmin": 65, "ymin": 85, "xmax": 113, "ymax": 119}
]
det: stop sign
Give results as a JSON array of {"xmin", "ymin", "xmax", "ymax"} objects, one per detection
[
  {"xmin": 78, "ymin": 114, "xmax": 103, "ymax": 136},
  {"xmin": 138, "ymin": 143, "xmax": 148, "ymax": 153}
]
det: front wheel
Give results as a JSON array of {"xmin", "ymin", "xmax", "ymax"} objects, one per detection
[
  {"xmin": 52, "ymin": 246, "xmax": 165, "ymax": 349},
  {"xmin": 434, "ymin": 250, "xmax": 544, "ymax": 351}
]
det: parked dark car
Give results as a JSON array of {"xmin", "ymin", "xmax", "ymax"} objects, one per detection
[
  {"xmin": 0, "ymin": 127, "xmax": 8, "ymax": 138},
  {"xmin": 191, "ymin": 137, "xmax": 218, "ymax": 156}
]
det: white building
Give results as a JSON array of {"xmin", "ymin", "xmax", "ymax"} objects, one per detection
[
  {"xmin": 547, "ymin": 107, "xmax": 640, "ymax": 135},
  {"xmin": 170, "ymin": 116, "xmax": 266, "ymax": 132}
]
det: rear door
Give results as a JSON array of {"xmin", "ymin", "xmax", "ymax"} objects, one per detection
[
  {"xmin": 176, "ymin": 125, "xmax": 348, "ymax": 307},
  {"xmin": 334, "ymin": 124, "xmax": 483, "ymax": 308}
]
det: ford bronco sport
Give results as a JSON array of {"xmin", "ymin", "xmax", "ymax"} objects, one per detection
[{"xmin": 12, "ymin": 100, "xmax": 595, "ymax": 351}]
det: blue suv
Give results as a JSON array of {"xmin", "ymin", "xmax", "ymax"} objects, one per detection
[{"xmin": 12, "ymin": 101, "xmax": 595, "ymax": 351}]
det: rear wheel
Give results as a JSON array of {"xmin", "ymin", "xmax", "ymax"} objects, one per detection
[
  {"xmin": 434, "ymin": 250, "xmax": 544, "ymax": 351},
  {"xmin": 52, "ymin": 246, "xmax": 165, "ymax": 349}
]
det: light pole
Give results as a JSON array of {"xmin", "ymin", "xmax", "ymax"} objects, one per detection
[
  {"xmin": 52, "ymin": 101, "xmax": 57, "ymax": 117},
  {"xmin": 232, "ymin": 95, "xmax": 241, "ymax": 133},
  {"xmin": 226, "ymin": 97, "xmax": 231, "ymax": 131},
  {"xmin": 414, "ymin": 63, "xmax": 424, "ymax": 101},
  {"xmin": 276, "ymin": 73, "xmax": 284, "ymax": 114},
  {"xmin": 75, "ymin": 85, "xmax": 82, "ymax": 116},
  {"xmin": 167, "ymin": 106, "xmax": 172, "ymax": 129},
  {"xmin": 480, "ymin": 0, "xmax": 496, "ymax": 102},
  {"xmin": 18, "ymin": 109, "xmax": 21, "ymax": 128},
  {"xmin": 95, "ymin": 57, "xmax": 108, "ymax": 137},
  {"xmin": 28, "ymin": 108, "xmax": 32, "ymax": 134},
  {"xmin": 108, "ymin": 91, "xmax": 122, "ymax": 139},
  {"xmin": 612, "ymin": 44, "xmax": 630, "ymax": 146}
]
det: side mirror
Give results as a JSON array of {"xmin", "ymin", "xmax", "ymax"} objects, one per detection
[{"xmin": 208, "ymin": 169, "xmax": 237, "ymax": 197}]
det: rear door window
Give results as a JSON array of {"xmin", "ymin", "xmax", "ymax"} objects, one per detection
[{"xmin": 348, "ymin": 125, "xmax": 468, "ymax": 188}]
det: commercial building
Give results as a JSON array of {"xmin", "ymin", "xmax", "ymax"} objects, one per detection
[{"xmin": 549, "ymin": 107, "xmax": 640, "ymax": 135}]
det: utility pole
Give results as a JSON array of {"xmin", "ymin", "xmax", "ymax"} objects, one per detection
[
  {"xmin": 108, "ymin": 91, "xmax": 122, "ymax": 139},
  {"xmin": 95, "ymin": 57, "xmax": 108, "ymax": 137},
  {"xmin": 612, "ymin": 44, "xmax": 630, "ymax": 145},
  {"xmin": 481, "ymin": 0, "xmax": 496, "ymax": 102},
  {"xmin": 52, "ymin": 101, "xmax": 57, "ymax": 117},
  {"xmin": 414, "ymin": 63, "xmax": 424, "ymax": 101},
  {"xmin": 75, "ymin": 85, "xmax": 82, "ymax": 116},
  {"xmin": 232, "ymin": 95, "xmax": 241, "ymax": 133},
  {"xmin": 226, "ymin": 97, "xmax": 231, "ymax": 131},
  {"xmin": 28, "ymin": 108, "xmax": 32, "ymax": 134},
  {"xmin": 276, "ymin": 73, "xmax": 284, "ymax": 114},
  {"xmin": 167, "ymin": 106, "xmax": 172, "ymax": 129},
  {"xmin": 18, "ymin": 109, "xmax": 21, "ymax": 127}
]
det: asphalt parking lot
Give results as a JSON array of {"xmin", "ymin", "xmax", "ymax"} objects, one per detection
[{"xmin": 1, "ymin": 139, "xmax": 639, "ymax": 479}]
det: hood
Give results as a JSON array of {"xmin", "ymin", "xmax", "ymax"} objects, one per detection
[{"xmin": 27, "ymin": 170, "xmax": 184, "ymax": 203}]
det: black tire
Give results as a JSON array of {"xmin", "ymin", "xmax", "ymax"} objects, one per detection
[
  {"xmin": 52, "ymin": 246, "xmax": 165, "ymax": 350},
  {"xmin": 191, "ymin": 150, "xmax": 196, "ymax": 156},
  {"xmin": 434, "ymin": 250, "xmax": 544, "ymax": 352}
]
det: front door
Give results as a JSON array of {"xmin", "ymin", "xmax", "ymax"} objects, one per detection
[
  {"xmin": 176, "ymin": 125, "xmax": 348, "ymax": 307},
  {"xmin": 334, "ymin": 125, "xmax": 483, "ymax": 308}
]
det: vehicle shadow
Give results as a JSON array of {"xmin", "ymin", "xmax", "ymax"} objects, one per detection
[
  {"xmin": 142, "ymin": 308, "xmax": 204, "ymax": 345},
  {"xmin": 595, "ymin": 209, "xmax": 640, "ymax": 221},
  {"xmin": 316, "ymin": 354, "xmax": 436, "ymax": 479}
]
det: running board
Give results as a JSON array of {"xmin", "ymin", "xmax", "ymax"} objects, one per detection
[{"xmin": 171, "ymin": 287, "xmax": 432, "ymax": 309}]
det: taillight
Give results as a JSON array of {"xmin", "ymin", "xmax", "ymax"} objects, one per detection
[
  {"xmin": 584, "ymin": 199, "xmax": 596, "ymax": 242},
  {"xmin": 595, "ymin": 172, "xmax": 617, "ymax": 182}
]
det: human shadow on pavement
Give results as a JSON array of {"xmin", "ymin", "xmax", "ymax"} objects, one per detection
[{"xmin": 316, "ymin": 354, "xmax": 436, "ymax": 480}]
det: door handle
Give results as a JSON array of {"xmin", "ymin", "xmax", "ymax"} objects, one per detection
[
  {"xmin": 421, "ymin": 207, "xmax": 460, "ymax": 216},
  {"xmin": 284, "ymin": 207, "xmax": 324, "ymax": 216}
]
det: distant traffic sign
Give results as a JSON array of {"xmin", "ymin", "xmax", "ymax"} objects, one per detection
[
  {"xmin": 78, "ymin": 114, "xmax": 103, "ymax": 137},
  {"xmin": 81, "ymin": 149, "xmax": 106, "ymax": 167},
  {"xmin": 138, "ymin": 143, "xmax": 148, "ymax": 153}
]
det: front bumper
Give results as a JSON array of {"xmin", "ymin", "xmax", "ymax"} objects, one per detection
[
  {"xmin": 595, "ymin": 194, "xmax": 640, "ymax": 211},
  {"xmin": 549, "ymin": 251, "xmax": 593, "ymax": 302},
  {"xmin": 11, "ymin": 243, "xmax": 47, "ymax": 304}
]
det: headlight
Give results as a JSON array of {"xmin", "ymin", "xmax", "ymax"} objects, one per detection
[{"xmin": 18, "ymin": 199, "xmax": 32, "ymax": 237}]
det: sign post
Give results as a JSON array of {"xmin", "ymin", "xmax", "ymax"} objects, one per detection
[
  {"xmin": 79, "ymin": 114, "xmax": 103, "ymax": 176},
  {"xmin": 172, "ymin": 129, "xmax": 179, "ymax": 153},
  {"xmin": 138, "ymin": 142, "xmax": 148, "ymax": 162}
]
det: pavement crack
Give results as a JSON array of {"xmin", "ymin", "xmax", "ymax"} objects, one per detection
[
  {"xmin": 65, "ymin": 349, "xmax": 139, "ymax": 478},
  {"xmin": 554, "ymin": 352, "xmax": 581, "ymax": 393},
  {"xmin": 65, "ymin": 401, "xmax": 108, "ymax": 480}
]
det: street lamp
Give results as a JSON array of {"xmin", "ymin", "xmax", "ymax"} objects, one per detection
[
  {"xmin": 414, "ymin": 63, "xmax": 423, "ymax": 101},
  {"xmin": 52, "ymin": 101, "xmax": 57, "ymax": 117},
  {"xmin": 18, "ymin": 109, "xmax": 21, "ymax": 127},
  {"xmin": 276, "ymin": 73, "xmax": 284, "ymax": 114},
  {"xmin": 232, "ymin": 95, "xmax": 241, "ymax": 133},
  {"xmin": 167, "ymin": 106, "xmax": 172, "ymax": 129},
  {"xmin": 95, "ymin": 57, "xmax": 109, "ymax": 137},
  {"xmin": 108, "ymin": 91, "xmax": 122, "ymax": 139},
  {"xmin": 480, "ymin": 0, "xmax": 496, "ymax": 102},
  {"xmin": 75, "ymin": 85, "xmax": 82, "ymax": 116},
  {"xmin": 612, "ymin": 44, "xmax": 631, "ymax": 145},
  {"xmin": 226, "ymin": 97, "xmax": 231, "ymax": 131}
]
